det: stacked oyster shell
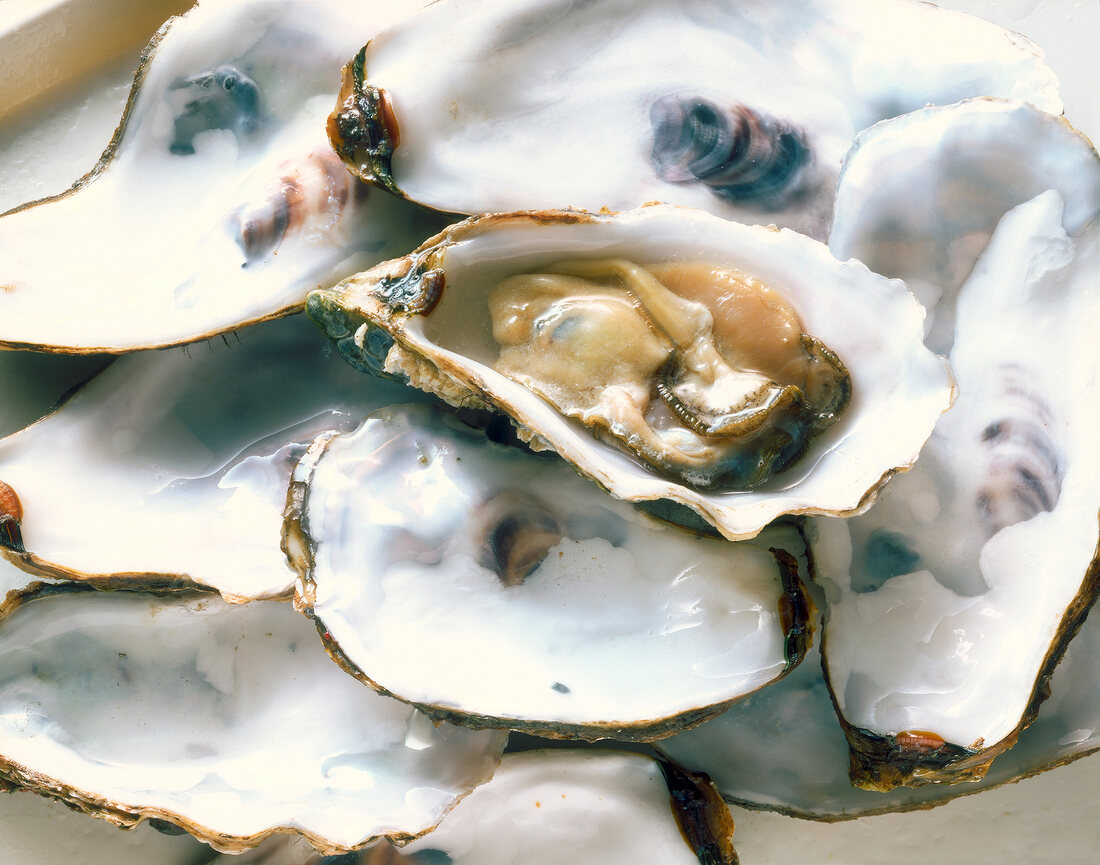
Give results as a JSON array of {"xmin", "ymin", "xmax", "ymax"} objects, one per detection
[{"xmin": 0, "ymin": 0, "xmax": 1098, "ymax": 862}]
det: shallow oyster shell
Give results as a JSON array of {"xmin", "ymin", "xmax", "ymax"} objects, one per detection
[
  {"xmin": 0, "ymin": 0, "xmax": 440, "ymax": 354},
  {"xmin": 286, "ymin": 403, "xmax": 811, "ymax": 741},
  {"xmin": 0, "ymin": 315, "xmax": 429, "ymax": 601},
  {"xmin": 372, "ymin": 751, "xmax": 737, "ymax": 865},
  {"xmin": 816, "ymin": 191, "xmax": 1100, "ymax": 788},
  {"xmin": 658, "ymin": 571, "xmax": 1100, "ymax": 819},
  {"xmin": 0, "ymin": 587, "xmax": 506, "ymax": 853},
  {"xmin": 308, "ymin": 205, "xmax": 954, "ymax": 541},
  {"xmin": 328, "ymin": 0, "xmax": 1061, "ymax": 239}
]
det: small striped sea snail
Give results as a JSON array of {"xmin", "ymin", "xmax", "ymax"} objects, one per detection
[{"xmin": 232, "ymin": 148, "xmax": 370, "ymax": 263}]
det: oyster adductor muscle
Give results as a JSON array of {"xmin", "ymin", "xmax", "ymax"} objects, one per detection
[{"xmin": 309, "ymin": 205, "xmax": 953, "ymax": 542}]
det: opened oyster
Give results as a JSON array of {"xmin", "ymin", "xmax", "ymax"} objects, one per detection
[
  {"xmin": 659, "ymin": 551, "xmax": 1100, "ymax": 819},
  {"xmin": 328, "ymin": 0, "xmax": 1060, "ymax": 238},
  {"xmin": 309, "ymin": 205, "xmax": 954, "ymax": 540},
  {"xmin": 0, "ymin": 0, "xmax": 440, "ymax": 353}
]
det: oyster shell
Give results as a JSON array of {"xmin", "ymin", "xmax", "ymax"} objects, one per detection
[
  {"xmin": 658, "ymin": 562, "xmax": 1100, "ymax": 819},
  {"xmin": 328, "ymin": 0, "xmax": 1060, "ymax": 239},
  {"xmin": 0, "ymin": 587, "xmax": 506, "ymax": 853},
  {"xmin": 0, "ymin": 315, "xmax": 429, "ymax": 601},
  {"xmin": 815, "ymin": 191, "xmax": 1100, "ymax": 788},
  {"xmin": 362, "ymin": 751, "xmax": 737, "ymax": 865},
  {"xmin": 0, "ymin": 0, "xmax": 440, "ymax": 353},
  {"xmin": 308, "ymin": 205, "xmax": 954, "ymax": 540},
  {"xmin": 286, "ymin": 403, "xmax": 811, "ymax": 741},
  {"xmin": 830, "ymin": 98, "xmax": 1100, "ymax": 353}
]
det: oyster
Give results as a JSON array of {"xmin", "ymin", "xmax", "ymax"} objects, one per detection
[
  {"xmin": 308, "ymin": 205, "xmax": 954, "ymax": 540},
  {"xmin": 830, "ymin": 99, "xmax": 1100, "ymax": 353},
  {"xmin": 0, "ymin": 315, "xmax": 429, "ymax": 601},
  {"xmin": 287, "ymin": 403, "xmax": 811, "ymax": 740},
  {"xmin": 328, "ymin": 0, "xmax": 1060, "ymax": 239},
  {"xmin": 0, "ymin": 587, "xmax": 506, "ymax": 853},
  {"xmin": 815, "ymin": 191, "xmax": 1100, "ymax": 788},
  {"xmin": 0, "ymin": 0, "xmax": 440, "ymax": 353}
]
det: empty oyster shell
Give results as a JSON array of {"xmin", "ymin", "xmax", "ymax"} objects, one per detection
[
  {"xmin": 0, "ymin": 315, "xmax": 429, "ymax": 601},
  {"xmin": 308, "ymin": 205, "xmax": 954, "ymax": 541},
  {"xmin": 658, "ymin": 565, "xmax": 1100, "ymax": 820},
  {"xmin": 287, "ymin": 403, "xmax": 811, "ymax": 741},
  {"xmin": 830, "ymin": 98, "xmax": 1100, "ymax": 353},
  {"xmin": 0, "ymin": 587, "xmax": 505, "ymax": 853},
  {"xmin": 364, "ymin": 751, "xmax": 737, "ymax": 865},
  {"xmin": 328, "ymin": 0, "xmax": 1060, "ymax": 239},
  {"xmin": 0, "ymin": 0, "xmax": 440, "ymax": 353},
  {"xmin": 816, "ymin": 191, "xmax": 1100, "ymax": 789}
]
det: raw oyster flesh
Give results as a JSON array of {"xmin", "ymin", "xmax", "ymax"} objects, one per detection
[
  {"xmin": 328, "ymin": 0, "xmax": 1060, "ymax": 238},
  {"xmin": 0, "ymin": 0, "xmax": 442, "ymax": 353},
  {"xmin": 287, "ymin": 403, "xmax": 812, "ymax": 741},
  {"xmin": 308, "ymin": 205, "xmax": 954, "ymax": 540},
  {"xmin": 0, "ymin": 586, "xmax": 505, "ymax": 853}
]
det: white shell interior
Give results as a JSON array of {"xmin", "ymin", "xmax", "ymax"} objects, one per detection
[
  {"xmin": 363, "ymin": 0, "xmax": 1060, "ymax": 238},
  {"xmin": 830, "ymin": 98, "xmax": 1100, "ymax": 353},
  {"xmin": 659, "ymin": 584, "xmax": 1100, "ymax": 819},
  {"xmin": 0, "ymin": 315, "xmax": 428, "ymax": 600},
  {"xmin": 0, "ymin": 589, "xmax": 506, "ymax": 852},
  {"xmin": 299, "ymin": 404, "xmax": 793, "ymax": 732},
  {"xmin": 817, "ymin": 191, "xmax": 1099, "ymax": 750},
  {"xmin": 0, "ymin": 0, "xmax": 439, "ymax": 352},
  {"xmin": 396, "ymin": 751, "xmax": 715, "ymax": 865}
]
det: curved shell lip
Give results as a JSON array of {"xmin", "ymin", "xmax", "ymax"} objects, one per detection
[
  {"xmin": 0, "ymin": 582, "xmax": 506, "ymax": 856},
  {"xmin": 0, "ymin": 752, "xmax": 445, "ymax": 857},
  {"xmin": 0, "ymin": 307, "xmax": 302, "ymax": 357},
  {"xmin": 309, "ymin": 203, "xmax": 957, "ymax": 541},
  {"xmin": 0, "ymin": 13, "xmax": 179, "ymax": 223},
  {"xmin": 293, "ymin": 601, "xmax": 808, "ymax": 744},
  {"xmin": 822, "ymin": 515, "xmax": 1100, "ymax": 792},
  {"xmin": 282, "ymin": 412, "xmax": 816, "ymax": 743},
  {"xmin": 0, "ymin": 547, "xmax": 280, "ymax": 607}
]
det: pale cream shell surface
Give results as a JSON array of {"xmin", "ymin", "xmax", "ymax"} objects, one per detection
[{"xmin": 292, "ymin": 403, "xmax": 799, "ymax": 738}]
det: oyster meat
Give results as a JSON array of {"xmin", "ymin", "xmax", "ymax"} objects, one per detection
[{"xmin": 309, "ymin": 205, "xmax": 954, "ymax": 540}]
